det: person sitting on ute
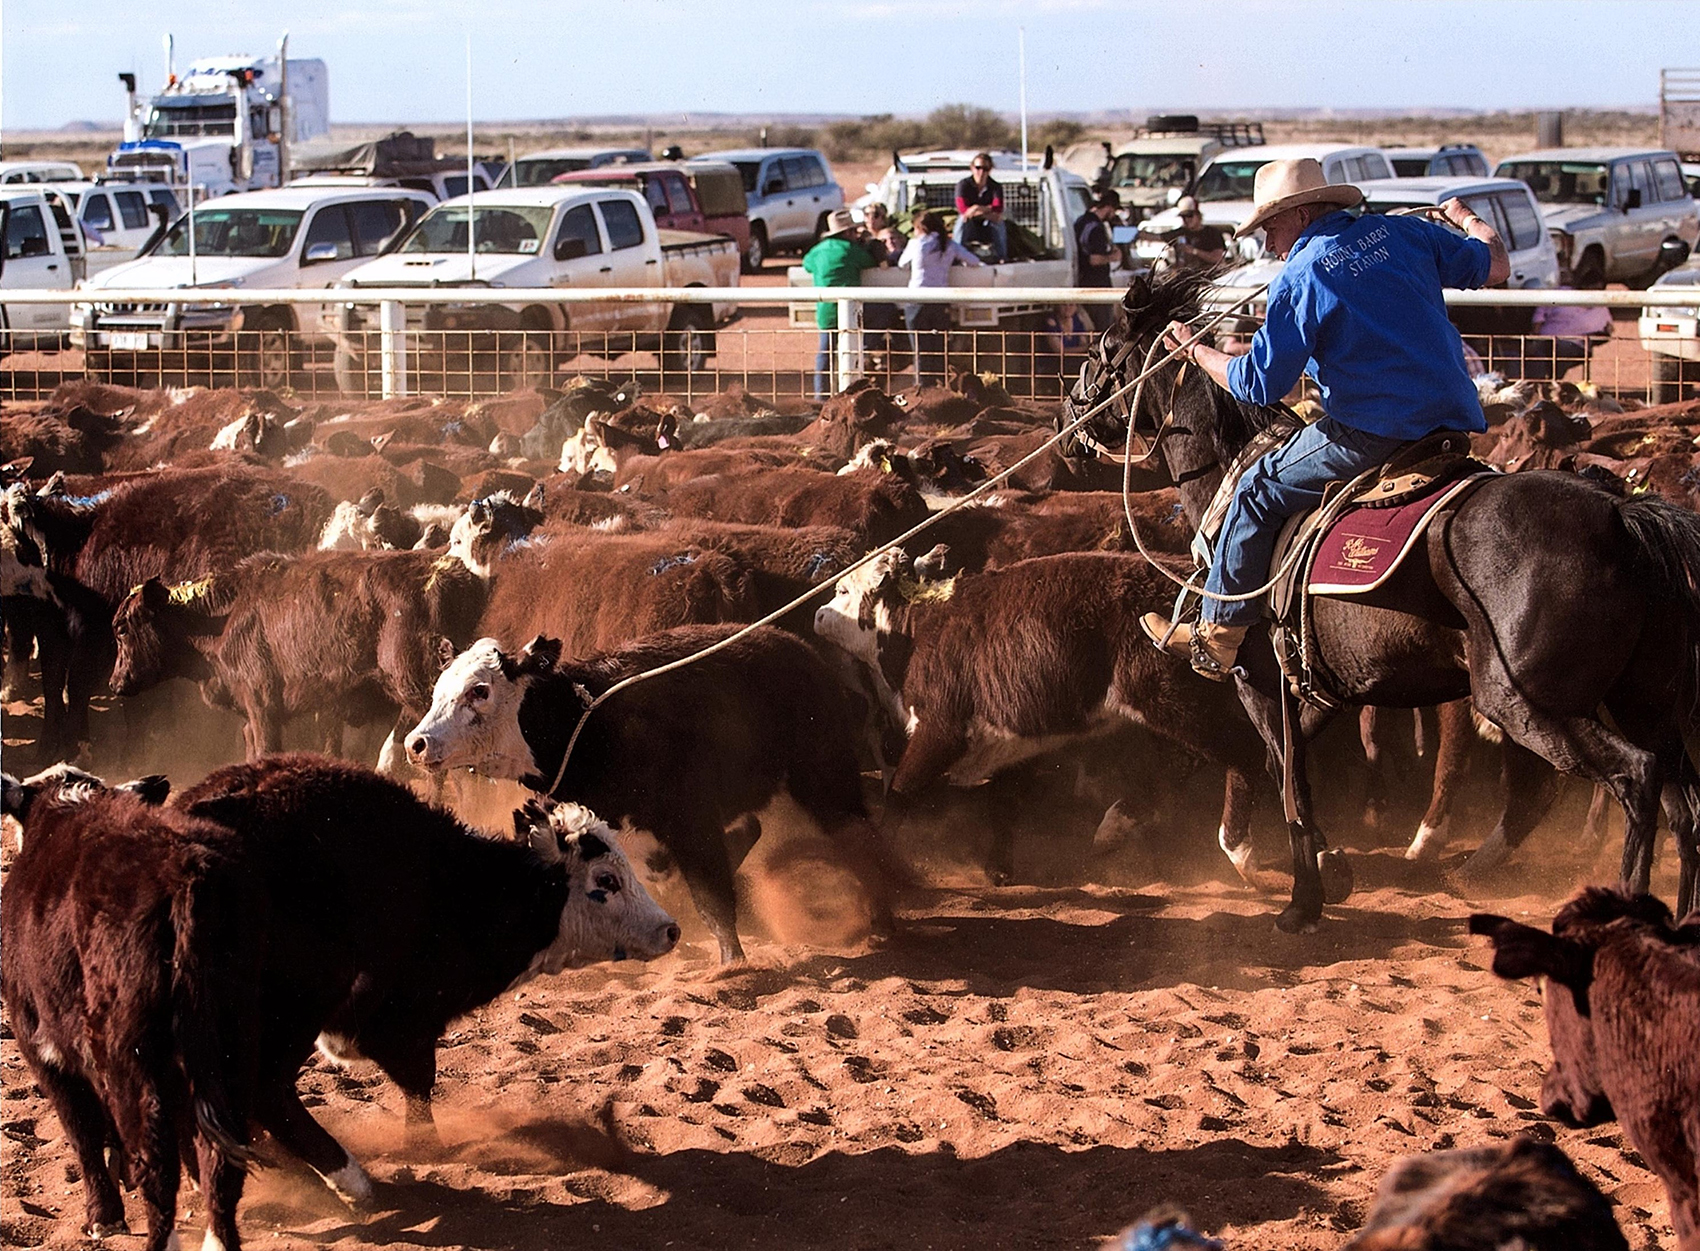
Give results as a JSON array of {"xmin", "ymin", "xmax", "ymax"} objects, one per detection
[{"xmin": 953, "ymin": 152, "xmax": 1008, "ymax": 262}]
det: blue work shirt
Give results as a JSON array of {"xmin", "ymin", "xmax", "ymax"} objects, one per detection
[{"xmin": 1226, "ymin": 210, "xmax": 1492, "ymax": 440}]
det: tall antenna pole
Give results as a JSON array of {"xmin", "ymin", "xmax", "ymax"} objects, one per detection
[
  {"xmin": 277, "ymin": 32, "xmax": 290, "ymax": 188},
  {"xmin": 466, "ymin": 30, "xmax": 476, "ymax": 281},
  {"xmin": 1018, "ymin": 27, "xmax": 1029, "ymax": 172}
]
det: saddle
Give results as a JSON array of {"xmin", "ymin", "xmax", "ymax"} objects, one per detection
[{"xmin": 1193, "ymin": 429, "xmax": 1496, "ymax": 708}]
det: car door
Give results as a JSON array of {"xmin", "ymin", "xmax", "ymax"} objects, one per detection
[
  {"xmin": 787, "ymin": 155, "xmax": 830, "ymax": 240},
  {"xmin": 2, "ymin": 200, "xmax": 69, "ymax": 329},
  {"xmin": 110, "ymin": 189, "xmax": 153, "ymax": 250},
  {"xmin": 298, "ymin": 203, "xmax": 373, "ymax": 336},
  {"xmin": 549, "ymin": 201, "xmax": 613, "ymax": 334},
  {"xmin": 660, "ymin": 173, "xmax": 704, "ymax": 232},
  {"xmin": 1493, "ymin": 188, "xmax": 1558, "ymax": 287},
  {"xmin": 754, "ymin": 157, "xmax": 794, "ymax": 243},
  {"xmin": 595, "ymin": 196, "xmax": 660, "ymax": 334},
  {"xmin": 79, "ymin": 191, "xmax": 118, "ymax": 246}
]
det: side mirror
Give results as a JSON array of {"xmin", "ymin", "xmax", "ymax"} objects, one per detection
[
  {"xmin": 1623, "ymin": 188, "xmax": 1642, "ymax": 212},
  {"xmin": 302, "ymin": 241, "xmax": 341, "ymax": 264},
  {"xmin": 554, "ymin": 236, "xmax": 588, "ymax": 262}
]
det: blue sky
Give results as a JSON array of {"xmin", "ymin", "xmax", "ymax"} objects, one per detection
[{"xmin": 0, "ymin": 0, "xmax": 1676, "ymax": 131}]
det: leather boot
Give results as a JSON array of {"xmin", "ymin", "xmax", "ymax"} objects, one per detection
[{"xmin": 1139, "ymin": 614, "xmax": 1249, "ymax": 682}]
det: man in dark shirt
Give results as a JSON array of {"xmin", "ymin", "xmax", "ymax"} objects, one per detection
[
  {"xmin": 1140, "ymin": 195, "xmax": 1228, "ymax": 272},
  {"xmin": 1074, "ymin": 189, "xmax": 1122, "ymax": 330},
  {"xmin": 953, "ymin": 152, "xmax": 1008, "ymax": 261}
]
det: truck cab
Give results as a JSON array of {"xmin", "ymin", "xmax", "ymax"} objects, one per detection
[{"xmin": 1, "ymin": 188, "xmax": 82, "ymax": 347}]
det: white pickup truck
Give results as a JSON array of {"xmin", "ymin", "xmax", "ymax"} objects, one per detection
[
  {"xmin": 810, "ymin": 150, "xmax": 1129, "ymax": 331},
  {"xmin": 2, "ymin": 187, "xmax": 87, "ymax": 350},
  {"xmin": 332, "ymin": 186, "xmax": 740, "ymax": 392},
  {"xmin": 71, "ymin": 185, "xmax": 435, "ymax": 386}
]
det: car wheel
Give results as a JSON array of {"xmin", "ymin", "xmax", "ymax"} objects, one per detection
[
  {"xmin": 240, "ymin": 322, "xmax": 296, "ymax": 389},
  {"xmin": 1651, "ymin": 355, "xmax": 1694, "ymax": 406},
  {"xmin": 743, "ymin": 227, "xmax": 767, "ymax": 274},
  {"xmin": 1573, "ymin": 247, "xmax": 1606, "ymax": 290},
  {"xmin": 661, "ymin": 308, "xmax": 713, "ymax": 375},
  {"xmin": 499, "ymin": 330, "xmax": 555, "ymax": 390}
]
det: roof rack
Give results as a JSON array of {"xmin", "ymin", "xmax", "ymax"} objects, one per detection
[{"xmin": 1134, "ymin": 116, "xmax": 1265, "ymax": 147}]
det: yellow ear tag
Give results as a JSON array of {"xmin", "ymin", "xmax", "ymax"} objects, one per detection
[
  {"xmin": 167, "ymin": 577, "xmax": 215, "ymax": 607},
  {"xmin": 897, "ymin": 575, "xmax": 955, "ymax": 604}
]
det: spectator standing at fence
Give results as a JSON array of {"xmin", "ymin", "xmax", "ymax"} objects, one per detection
[
  {"xmin": 1526, "ymin": 293, "xmax": 1613, "ymax": 380},
  {"xmin": 1074, "ymin": 189, "xmax": 1123, "ymax": 331},
  {"xmin": 802, "ymin": 208, "xmax": 880, "ymax": 399},
  {"xmin": 954, "ymin": 153, "xmax": 1008, "ymax": 262},
  {"xmin": 900, "ymin": 209, "xmax": 983, "ymax": 388}
]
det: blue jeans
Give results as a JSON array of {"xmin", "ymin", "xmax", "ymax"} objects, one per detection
[
  {"xmin": 952, "ymin": 217, "xmax": 1007, "ymax": 261},
  {"xmin": 815, "ymin": 330, "xmax": 836, "ymax": 399},
  {"xmin": 1202, "ymin": 416, "xmax": 1406, "ymax": 627}
]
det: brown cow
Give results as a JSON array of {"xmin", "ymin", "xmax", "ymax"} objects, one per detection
[
  {"xmin": 0, "ymin": 782, "xmax": 253, "ymax": 1251},
  {"xmin": 813, "ymin": 549, "xmax": 1271, "ymax": 886},
  {"xmin": 1473, "ymin": 889, "xmax": 1700, "ymax": 1250},
  {"xmin": 663, "ymin": 465, "xmax": 930, "ymax": 548},
  {"xmin": 110, "ymin": 548, "xmax": 486, "ymax": 763}
]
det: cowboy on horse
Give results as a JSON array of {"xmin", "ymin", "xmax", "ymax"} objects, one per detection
[{"xmin": 1139, "ymin": 157, "xmax": 1511, "ymax": 680}]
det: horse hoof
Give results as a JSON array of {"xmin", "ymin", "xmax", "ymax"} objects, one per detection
[
  {"xmin": 86, "ymin": 1221, "xmax": 131, "ymax": 1240},
  {"xmin": 1317, "ymin": 848, "xmax": 1354, "ymax": 904},
  {"xmin": 1457, "ymin": 834, "xmax": 1509, "ymax": 884},
  {"xmin": 1275, "ymin": 904, "xmax": 1321, "ymax": 935}
]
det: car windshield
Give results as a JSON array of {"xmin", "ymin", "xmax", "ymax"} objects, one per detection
[
  {"xmin": 1391, "ymin": 158, "xmax": 1431, "ymax": 177},
  {"xmin": 512, "ymin": 158, "xmax": 592, "ymax": 187},
  {"xmin": 155, "ymin": 208, "xmax": 303, "ymax": 258},
  {"xmin": 397, "ymin": 204, "xmax": 555, "ymax": 254},
  {"xmin": 1496, "ymin": 161, "xmax": 1610, "ymax": 206},
  {"xmin": 730, "ymin": 161, "xmax": 763, "ymax": 194},
  {"xmin": 144, "ymin": 100, "xmax": 237, "ymax": 139},
  {"xmin": 1109, "ymin": 154, "xmax": 1194, "ymax": 190},
  {"xmin": 1194, "ymin": 158, "xmax": 1270, "ymax": 203}
]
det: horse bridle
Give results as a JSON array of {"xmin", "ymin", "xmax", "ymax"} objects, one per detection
[{"xmin": 1071, "ymin": 329, "xmax": 1187, "ymax": 466}]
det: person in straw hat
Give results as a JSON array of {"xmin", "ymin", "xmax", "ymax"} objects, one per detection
[
  {"xmin": 803, "ymin": 207, "xmax": 882, "ymax": 399},
  {"xmin": 1139, "ymin": 156, "xmax": 1509, "ymax": 680}
]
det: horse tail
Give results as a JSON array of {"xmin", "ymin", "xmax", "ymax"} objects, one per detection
[{"xmin": 1619, "ymin": 497, "xmax": 1700, "ymax": 713}]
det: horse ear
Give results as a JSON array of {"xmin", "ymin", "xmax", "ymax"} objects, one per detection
[
  {"xmin": 523, "ymin": 481, "xmax": 545, "ymax": 512},
  {"xmin": 1122, "ymin": 274, "xmax": 1151, "ymax": 310}
]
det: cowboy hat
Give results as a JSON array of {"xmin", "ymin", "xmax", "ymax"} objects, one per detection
[
  {"xmin": 1235, "ymin": 158, "xmax": 1363, "ymax": 238},
  {"xmin": 822, "ymin": 208, "xmax": 858, "ymax": 237}
]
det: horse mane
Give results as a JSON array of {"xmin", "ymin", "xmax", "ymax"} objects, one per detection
[{"xmin": 1116, "ymin": 268, "xmax": 1298, "ymax": 462}]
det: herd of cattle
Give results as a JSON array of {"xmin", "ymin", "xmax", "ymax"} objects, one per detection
[{"xmin": 0, "ymin": 364, "xmax": 1697, "ymax": 1249}]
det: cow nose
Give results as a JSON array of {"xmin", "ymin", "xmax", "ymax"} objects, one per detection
[
  {"xmin": 664, "ymin": 923, "xmax": 681, "ymax": 948},
  {"xmin": 407, "ymin": 735, "xmax": 429, "ymax": 759}
]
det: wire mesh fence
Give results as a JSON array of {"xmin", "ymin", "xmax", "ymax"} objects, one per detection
[{"xmin": 0, "ymin": 290, "xmax": 1690, "ymax": 407}]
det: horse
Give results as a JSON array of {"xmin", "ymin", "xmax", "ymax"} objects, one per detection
[{"xmin": 1060, "ymin": 270, "xmax": 1700, "ymax": 932}]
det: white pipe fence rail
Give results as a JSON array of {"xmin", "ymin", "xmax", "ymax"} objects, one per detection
[{"xmin": 2, "ymin": 285, "xmax": 1694, "ymax": 401}]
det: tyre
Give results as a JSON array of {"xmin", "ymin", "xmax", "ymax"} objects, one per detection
[
  {"xmin": 1651, "ymin": 354, "xmax": 1695, "ymax": 406},
  {"xmin": 238, "ymin": 321, "xmax": 296, "ymax": 389},
  {"xmin": 1572, "ymin": 246, "xmax": 1606, "ymax": 290},
  {"xmin": 661, "ymin": 308, "xmax": 713, "ymax": 375},
  {"xmin": 498, "ymin": 330, "xmax": 555, "ymax": 390},
  {"xmin": 333, "ymin": 345, "xmax": 371, "ymax": 398},
  {"xmin": 743, "ymin": 225, "xmax": 767, "ymax": 274}
]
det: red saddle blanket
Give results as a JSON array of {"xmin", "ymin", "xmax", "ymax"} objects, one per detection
[{"xmin": 1308, "ymin": 475, "xmax": 1491, "ymax": 595}]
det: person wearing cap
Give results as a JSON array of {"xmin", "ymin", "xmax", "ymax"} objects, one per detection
[
  {"xmin": 1073, "ymin": 189, "xmax": 1123, "ymax": 331},
  {"xmin": 802, "ymin": 207, "xmax": 880, "ymax": 399},
  {"xmin": 1139, "ymin": 157, "xmax": 1509, "ymax": 680},
  {"xmin": 1141, "ymin": 195, "xmax": 1228, "ymax": 272},
  {"xmin": 953, "ymin": 153, "xmax": 1008, "ymax": 262}
]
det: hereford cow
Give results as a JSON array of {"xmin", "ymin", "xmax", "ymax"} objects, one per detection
[
  {"xmin": 169, "ymin": 756, "xmax": 676, "ymax": 1202},
  {"xmin": 1342, "ymin": 1138, "xmax": 1628, "ymax": 1250},
  {"xmin": 0, "ymin": 785, "xmax": 253, "ymax": 1251},
  {"xmin": 813, "ymin": 549, "xmax": 1271, "ymax": 886},
  {"xmin": 1472, "ymin": 889, "xmax": 1700, "ymax": 1250},
  {"xmin": 406, "ymin": 625, "xmax": 898, "ymax": 961},
  {"xmin": 110, "ymin": 548, "xmax": 486, "ymax": 764}
]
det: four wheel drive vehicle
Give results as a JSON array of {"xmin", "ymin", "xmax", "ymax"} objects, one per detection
[
  {"xmin": 293, "ymin": 131, "xmax": 501, "ymax": 202},
  {"xmin": 498, "ymin": 147, "xmax": 652, "ymax": 189},
  {"xmin": 1, "ymin": 188, "xmax": 84, "ymax": 348},
  {"xmin": 1076, "ymin": 118, "xmax": 1266, "ymax": 224},
  {"xmin": 1205, "ymin": 175, "xmax": 1560, "ymax": 336},
  {"xmin": 552, "ymin": 163, "xmax": 711, "ymax": 231},
  {"xmin": 1385, "ymin": 144, "xmax": 1490, "ymax": 179},
  {"xmin": 0, "ymin": 161, "xmax": 85, "ymax": 184},
  {"xmin": 1135, "ymin": 143, "xmax": 1394, "ymax": 265},
  {"xmin": 1494, "ymin": 147, "xmax": 1699, "ymax": 287},
  {"xmin": 71, "ymin": 185, "xmax": 434, "ymax": 386},
  {"xmin": 697, "ymin": 147, "xmax": 845, "ymax": 271},
  {"xmin": 681, "ymin": 160, "xmax": 753, "ymax": 262},
  {"xmin": 41, "ymin": 182, "xmax": 177, "ymax": 273},
  {"xmin": 331, "ymin": 186, "xmax": 740, "ymax": 391},
  {"xmin": 1639, "ymin": 258, "xmax": 1700, "ymax": 402}
]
